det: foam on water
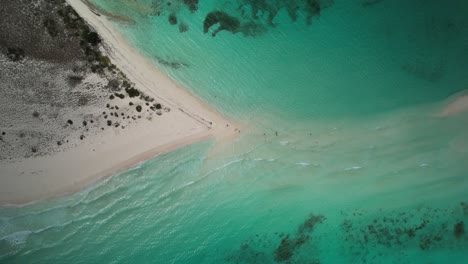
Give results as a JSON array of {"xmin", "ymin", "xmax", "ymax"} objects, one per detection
[{"xmin": 2, "ymin": 0, "xmax": 468, "ymax": 263}]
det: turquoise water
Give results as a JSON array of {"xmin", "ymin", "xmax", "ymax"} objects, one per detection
[{"xmin": 2, "ymin": 0, "xmax": 468, "ymax": 263}]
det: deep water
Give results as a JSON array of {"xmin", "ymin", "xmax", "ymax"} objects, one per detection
[{"xmin": 2, "ymin": 0, "xmax": 468, "ymax": 263}]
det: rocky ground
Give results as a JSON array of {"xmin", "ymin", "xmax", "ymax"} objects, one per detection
[{"xmin": 0, "ymin": 0, "xmax": 168, "ymax": 161}]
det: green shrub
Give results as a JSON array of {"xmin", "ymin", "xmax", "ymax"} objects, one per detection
[{"xmin": 125, "ymin": 87, "xmax": 140, "ymax": 98}]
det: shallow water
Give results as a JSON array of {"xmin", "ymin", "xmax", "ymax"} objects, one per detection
[{"xmin": 1, "ymin": 0, "xmax": 468, "ymax": 263}]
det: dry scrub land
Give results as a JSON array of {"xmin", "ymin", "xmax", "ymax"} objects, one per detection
[{"xmin": 0, "ymin": 0, "xmax": 168, "ymax": 161}]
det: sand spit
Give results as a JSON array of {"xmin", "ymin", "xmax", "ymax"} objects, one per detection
[{"xmin": 0, "ymin": 0, "xmax": 238, "ymax": 206}]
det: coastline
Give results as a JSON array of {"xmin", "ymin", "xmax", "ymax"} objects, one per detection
[{"xmin": 0, "ymin": 0, "xmax": 239, "ymax": 206}]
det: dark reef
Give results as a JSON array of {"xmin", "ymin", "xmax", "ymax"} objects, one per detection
[
  {"xmin": 147, "ymin": 0, "xmax": 334, "ymax": 37},
  {"xmin": 203, "ymin": 11, "xmax": 241, "ymax": 37},
  {"xmin": 226, "ymin": 202, "xmax": 468, "ymax": 263},
  {"xmin": 155, "ymin": 56, "xmax": 189, "ymax": 69},
  {"xmin": 183, "ymin": 0, "xmax": 199, "ymax": 13},
  {"xmin": 274, "ymin": 214, "xmax": 326, "ymax": 262},
  {"xmin": 454, "ymin": 221, "xmax": 464, "ymax": 239},
  {"xmin": 361, "ymin": 0, "xmax": 385, "ymax": 7},
  {"xmin": 225, "ymin": 213, "xmax": 326, "ymax": 263}
]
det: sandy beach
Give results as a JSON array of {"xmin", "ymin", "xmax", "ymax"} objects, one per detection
[{"xmin": 0, "ymin": 0, "xmax": 237, "ymax": 206}]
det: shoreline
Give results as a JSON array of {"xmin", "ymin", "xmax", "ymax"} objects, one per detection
[
  {"xmin": 0, "ymin": 0, "xmax": 239, "ymax": 207},
  {"xmin": 1, "ymin": 132, "xmax": 213, "ymax": 208}
]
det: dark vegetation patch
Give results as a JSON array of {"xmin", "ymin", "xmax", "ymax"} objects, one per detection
[
  {"xmin": 339, "ymin": 205, "xmax": 468, "ymax": 262},
  {"xmin": 114, "ymin": 93, "xmax": 125, "ymax": 99},
  {"xmin": 68, "ymin": 75, "xmax": 84, "ymax": 86},
  {"xmin": 5, "ymin": 47, "xmax": 25, "ymax": 62},
  {"xmin": 361, "ymin": 0, "xmax": 385, "ymax": 7},
  {"xmin": 227, "ymin": 203, "xmax": 468, "ymax": 263},
  {"xmin": 179, "ymin": 23, "xmax": 189, "ymax": 33},
  {"xmin": 1, "ymin": 0, "xmax": 79, "ymax": 62},
  {"xmin": 140, "ymin": 93, "xmax": 154, "ymax": 102},
  {"xmin": 78, "ymin": 96, "xmax": 89, "ymax": 106},
  {"xmin": 401, "ymin": 61, "xmax": 445, "ymax": 82},
  {"xmin": 99, "ymin": 56, "xmax": 111, "ymax": 67},
  {"xmin": 156, "ymin": 56, "xmax": 188, "ymax": 69},
  {"xmin": 226, "ymin": 213, "xmax": 326, "ymax": 263},
  {"xmin": 81, "ymin": 29, "xmax": 100, "ymax": 46},
  {"xmin": 122, "ymin": 80, "xmax": 132, "ymax": 89},
  {"xmin": 125, "ymin": 87, "xmax": 141, "ymax": 98},
  {"xmin": 168, "ymin": 13, "xmax": 178, "ymax": 25},
  {"xmin": 203, "ymin": 11, "xmax": 240, "ymax": 37},
  {"xmin": 107, "ymin": 79, "xmax": 120, "ymax": 91},
  {"xmin": 454, "ymin": 221, "xmax": 464, "ymax": 239},
  {"xmin": 183, "ymin": 0, "xmax": 199, "ymax": 13},
  {"xmin": 151, "ymin": 0, "xmax": 333, "ymax": 37},
  {"xmin": 274, "ymin": 214, "xmax": 325, "ymax": 262},
  {"xmin": 225, "ymin": 243, "xmax": 269, "ymax": 264},
  {"xmin": 43, "ymin": 18, "xmax": 58, "ymax": 37},
  {"xmin": 461, "ymin": 202, "xmax": 468, "ymax": 216}
]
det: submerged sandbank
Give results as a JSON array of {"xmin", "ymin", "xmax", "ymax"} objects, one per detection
[{"xmin": 439, "ymin": 90, "xmax": 468, "ymax": 117}]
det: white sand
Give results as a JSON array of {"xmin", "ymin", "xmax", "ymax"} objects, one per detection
[{"xmin": 0, "ymin": 0, "xmax": 239, "ymax": 206}]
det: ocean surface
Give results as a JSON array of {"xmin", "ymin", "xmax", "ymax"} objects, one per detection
[{"xmin": 2, "ymin": 0, "xmax": 468, "ymax": 263}]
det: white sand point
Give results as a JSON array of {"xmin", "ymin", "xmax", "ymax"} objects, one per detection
[{"xmin": 0, "ymin": 0, "xmax": 241, "ymax": 206}]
